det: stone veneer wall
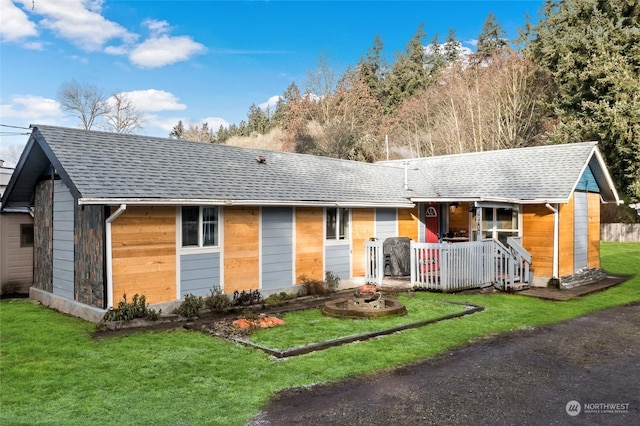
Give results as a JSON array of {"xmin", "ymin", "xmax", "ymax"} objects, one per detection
[
  {"xmin": 75, "ymin": 204, "xmax": 106, "ymax": 308},
  {"xmin": 33, "ymin": 179, "xmax": 53, "ymax": 292}
]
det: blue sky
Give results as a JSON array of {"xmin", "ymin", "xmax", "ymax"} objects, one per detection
[{"xmin": 0, "ymin": 0, "xmax": 544, "ymax": 163}]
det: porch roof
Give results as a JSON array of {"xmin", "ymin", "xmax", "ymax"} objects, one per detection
[{"xmin": 381, "ymin": 142, "xmax": 620, "ymax": 205}]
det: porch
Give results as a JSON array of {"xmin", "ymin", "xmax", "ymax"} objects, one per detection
[{"xmin": 364, "ymin": 237, "xmax": 532, "ymax": 292}]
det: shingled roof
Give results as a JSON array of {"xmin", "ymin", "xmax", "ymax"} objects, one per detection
[
  {"xmin": 1, "ymin": 125, "xmax": 414, "ymax": 209},
  {"xmin": 386, "ymin": 142, "xmax": 620, "ymax": 204},
  {"xmin": 1, "ymin": 125, "xmax": 619, "ymax": 211}
]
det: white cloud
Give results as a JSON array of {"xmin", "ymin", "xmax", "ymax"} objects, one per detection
[
  {"xmin": 129, "ymin": 35, "xmax": 206, "ymax": 68},
  {"xmin": 119, "ymin": 89, "xmax": 187, "ymax": 112},
  {"xmin": 0, "ymin": 95, "xmax": 64, "ymax": 121},
  {"xmin": 143, "ymin": 18, "xmax": 171, "ymax": 37},
  {"xmin": 259, "ymin": 95, "xmax": 282, "ymax": 111},
  {"xmin": 15, "ymin": 0, "xmax": 136, "ymax": 51},
  {"xmin": 0, "ymin": 0, "xmax": 38, "ymax": 42},
  {"xmin": 465, "ymin": 39, "xmax": 479, "ymax": 48}
]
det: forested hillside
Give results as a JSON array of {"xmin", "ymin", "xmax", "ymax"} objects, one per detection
[{"xmin": 169, "ymin": 0, "xmax": 640, "ymax": 206}]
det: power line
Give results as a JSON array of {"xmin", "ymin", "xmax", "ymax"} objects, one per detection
[{"xmin": 0, "ymin": 124, "xmax": 31, "ymax": 130}]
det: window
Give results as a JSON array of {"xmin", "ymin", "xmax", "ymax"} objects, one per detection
[
  {"xmin": 481, "ymin": 207, "xmax": 519, "ymax": 243},
  {"xmin": 20, "ymin": 224, "xmax": 34, "ymax": 247},
  {"xmin": 326, "ymin": 208, "xmax": 350, "ymax": 240},
  {"xmin": 182, "ymin": 206, "xmax": 218, "ymax": 247}
]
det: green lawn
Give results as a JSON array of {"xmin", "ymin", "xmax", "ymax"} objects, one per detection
[
  {"xmin": 250, "ymin": 297, "xmax": 467, "ymax": 350},
  {"xmin": 1, "ymin": 242, "xmax": 638, "ymax": 426}
]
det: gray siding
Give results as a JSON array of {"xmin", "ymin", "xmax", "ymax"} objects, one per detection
[
  {"xmin": 52, "ymin": 180, "xmax": 74, "ymax": 300},
  {"xmin": 325, "ymin": 244, "xmax": 350, "ymax": 279},
  {"xmin": 261, "ymin": 207, "xmax": 294, "ymax": 291},
  {"xmin": 376, "ymin": 208, "xmax": 397, "ymax": 240},
  {"xmin": 574, "ymin": 191, "xmax": 588, "ymax": 271},
  {"xmin": 180, "ymin": 252, "xmax": 220, "ymax": 298}
]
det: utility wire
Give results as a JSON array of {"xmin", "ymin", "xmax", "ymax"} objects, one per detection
[{"xmin": 0, "ymin": 124, "xmax": 31, "ymax": 130}]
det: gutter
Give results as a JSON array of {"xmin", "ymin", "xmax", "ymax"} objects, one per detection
[
  {"xmin": 545, "ymin": 203, "xmax": 559, "ymax": 279},
  {"xmin": 105, "ymin": 204, "xmax": 126, "ymax": 309},
  {"xmin": 78, "ymin": 198, "xmax": 415, "ymax": 209}
]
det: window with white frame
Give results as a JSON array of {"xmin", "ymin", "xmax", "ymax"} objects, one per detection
[
  {"xmin": 181, "ymin": 206, "xmax": 218, "ymax": 247},
  {"xmin": 481, "ymin": 207, "xmax": 519, "ymax": 243},
  {"xmin": 326, "ymin": 207, "xmax": 350, "ymax": 240}
]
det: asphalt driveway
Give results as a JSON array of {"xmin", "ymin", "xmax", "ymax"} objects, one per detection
[{"xmin": 249, "ymin": 302, "xmax": 639, "ymax": 425}]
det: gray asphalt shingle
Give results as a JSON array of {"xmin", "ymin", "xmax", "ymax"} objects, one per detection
[
  {"xmin": 3, "ymin": 125, "xmax": 615, "ymax": 209},
  {"xmin": 32, "ymin": 125, "xmax": 414, "ymax": 206}
]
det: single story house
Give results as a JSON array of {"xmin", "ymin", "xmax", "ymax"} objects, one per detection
[
  {"xmin": 0, "ymin": 125, "xmax": 620, "ymax": 321},
  {"xmin": 0, "ymin": 162, "xmax": 34, "ymax": 296}
]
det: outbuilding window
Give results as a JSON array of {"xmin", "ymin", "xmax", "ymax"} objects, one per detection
[
  {"xmin": 20, "ymin": 223, "xmax": 34, "ymax": 247},
  {"xmin": 182, "ymin": 206, "xmax": 218, "ymax": 247},
  {"xmin": 326, "ymin": 207, "xmax": 350, "ymax": 240}
]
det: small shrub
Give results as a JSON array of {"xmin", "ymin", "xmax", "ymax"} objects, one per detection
[
  {"xmin": 102, "ymin": 293, "xmax": 159, "ymax": 322},
  {"xmin": 174, "ymin": 294, "xmax": 204, "ymax": 319},
  {"xmin": 204, "ymin": 286, "xmax": 232, "ymax": 313},
  {"xmin": 264, "ymin": 291, "xmax": 298, "ymax": 307},
  {"xmin": 325, "ymin": 271, "xmax": 340, "ymax": 292},
  {"xmin": 232, "ymin": 289, "xmax": 263, "ymax": 306},
  {"xmin": 297, "ymin": 275, "xmax": 330, "ymax": 296}
]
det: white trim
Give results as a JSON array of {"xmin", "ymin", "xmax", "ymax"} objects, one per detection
[
  {"xmin": 78, "ymin": 197, "xmax": 414, "ymax": 209},
  {"xmin": 105, "ymin": 204, "xmax": 126, "ymax": 309},
  {"xmin": 412, "ymin": 197, "xmax": 570, "ymax": 205},
  {"xmin": 545, "ymin": 203, "xmax": 559, "ymax": 279},
  {"xmin": 258, "ymin": 206, "xmax": 263, "ymax": 290},
  {"xmin": 292, "ymin": 207, "xmax": 297, "ymax": 285},
  {"xmin": 175, "ymin": 207, "xmax": 180, "ymax": 301},
  {"xmin": 324, "ymin": 207, "xmax": 351, "ymax": 243},
  {"xmin": 219, "ymin": 207, "xmax": 225, "ymax": 292}
]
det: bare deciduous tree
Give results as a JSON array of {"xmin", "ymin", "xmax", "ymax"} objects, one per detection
[
  {"xmin": 104, "ymin": 92, "xmax": 143, "ymax": 134},
  {"xmin": 57, "ymin": 80, "xmax": 110, "ymax": 130}
]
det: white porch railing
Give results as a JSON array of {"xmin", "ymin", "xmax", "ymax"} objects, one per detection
[
  {"xmin": 364, "ymin": 238, "xmax": 532, "ymax": 292},
  {"xmin": 365, "ymin": 239, "xmax": 384, "ymax": 285}
]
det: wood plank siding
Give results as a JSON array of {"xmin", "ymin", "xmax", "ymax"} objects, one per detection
[
  {"xmin": 52, "ymin": 180, "xmax": 75, "ymax": 301},
  {"xmin": 398, "ymin": 205, "xmax": 420, "ymax": 241},
  {"xmin": 351, "ymin": 209, "xmax": 375, "ymax": 277},
  {"xmin": 111, "ymin": 206, "xmax": 176, "ymax": 304},
  {"xmin": 295, "ymin": 207, "xmax": 324, "ymax": 282},
  {"xmin": 0, "ymin": 213, "xmax": 34, "ymax": 294},
  {"xmin": 449, "ymin": 203, "xmax": 470, "ymax": 234},
  {"xmin": 522, "ymin": 204, "xmax": 555, "ymax": 278},
  {"xmin": 261, "ymin": 207, "xmax": 294, "ymax": 291},
  {"xmin": 223, "ymin": 206, "xmax": 260, "ymax": 293},
  {"xmin": 587, "ymin": 192, "xmax": 601, "ymax": 269}
]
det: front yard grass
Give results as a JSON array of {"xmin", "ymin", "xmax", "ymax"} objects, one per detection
[
  {"xmin": 249, "ymin": 297, "xmax": 467, "ymax": 350},
  {"xmin": 1, "ymin": 242, "xmax": 638, "ymax": 426}
]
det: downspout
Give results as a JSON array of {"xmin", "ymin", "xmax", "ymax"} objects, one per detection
[
  {"xmin": 545, "ymin": 203, "xmax": 559, "ymax": 279},
  {"xmin": 105, "ymin": 204, "xmax": 126, "ymax": 309}
]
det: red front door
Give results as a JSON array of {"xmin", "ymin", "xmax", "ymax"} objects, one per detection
[{"xmin": 425, "ymin": 204, "xmax": 440, "ymax": 243}]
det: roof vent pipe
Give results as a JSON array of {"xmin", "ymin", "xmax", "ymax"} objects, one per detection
[{"xmin": 403, "ymin": 161, "xmax": 409, "ymax": 190}]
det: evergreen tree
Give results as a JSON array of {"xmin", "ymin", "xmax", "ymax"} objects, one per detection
[
  {"xmin": 384, "ymin": 24, "xmax": 428, "ymax": 113},
  {"xmin": 358, "ymin": 35, "xmax": 387, "ymax": 104},
  {"xmin": 169, "ymin": 120, "xmax": 185, "ymax": 139},
  {"xmin": 531, "ymin": 0, "xmax": 640, "ymax": 201},
  {"xmin": 475, "ymin": 13, "xmax": 508, "ymax": 63},
  {"xmin": 444, "ymin": 28, "xmax": 462, "ymax": 63},
  {"xmin": 246, "ymin": 103, "xmax": 269, "ymax": 134}
]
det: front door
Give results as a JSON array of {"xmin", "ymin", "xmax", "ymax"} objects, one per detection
[{"xmin": 425, "ymin": 203, "xmax": 440, "ymax": 243}]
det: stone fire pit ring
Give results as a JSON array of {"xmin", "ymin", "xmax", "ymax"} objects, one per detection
[{"xmin": 322, "ymin": 297, "xmax": 407, "ymax": 319}]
